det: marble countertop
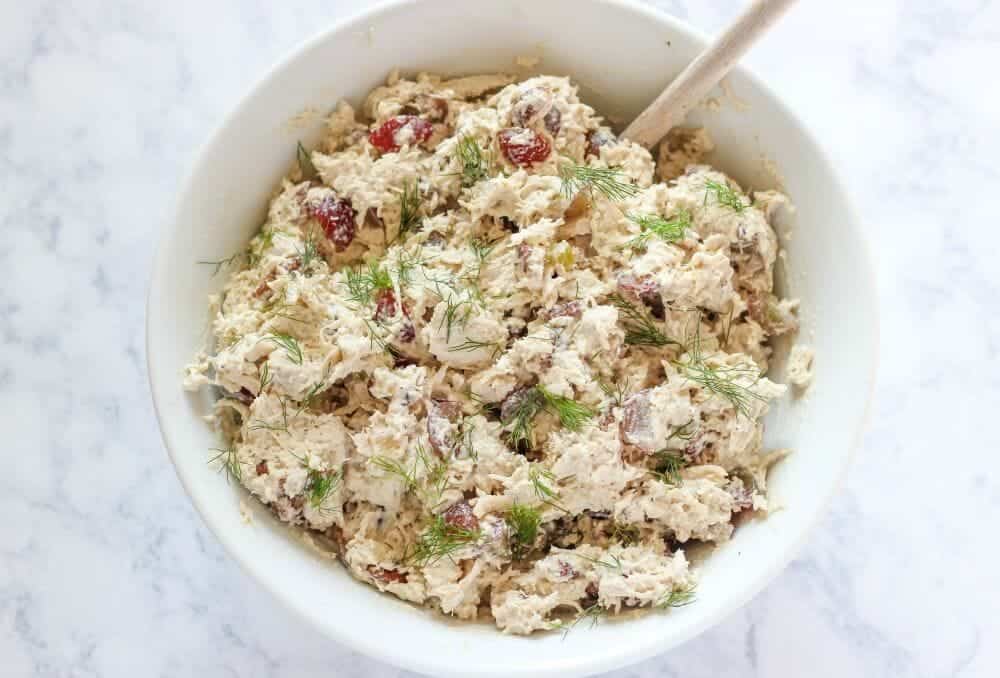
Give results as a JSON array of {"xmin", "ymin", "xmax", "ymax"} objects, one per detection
[{"xmin": 3, "ymin": 1, "xmax": 998, "ymax": 676}]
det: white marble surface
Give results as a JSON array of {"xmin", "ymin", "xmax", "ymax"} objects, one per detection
[{"xmin": 3, "ymin": 0, "xmax": 998, "ymax": 676}]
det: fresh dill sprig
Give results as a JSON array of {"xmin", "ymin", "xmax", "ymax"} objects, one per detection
[
  {"xmin": 453, "ymin": 134, "xmax": 495, "ymax": 187},
  {"xmin": 396, "ymin": 181, "xmax": 423, "ymax": 240},
  {"xmin": 608, "ymin": 294, "xmax": 680, "ymax": 348},
  {"xmin": 673, "ymin": 321, "xmax": 766, "ymax": 418},
  {"xmin": 208, "ymin": 446, "xmax": 244, "ymax": 483},
  {"xmin": 392, "ymin": 246, "xmax": 429, "ymax": 288},
  {"xmin": 370, "ymin": 442, "xmax": 451, "ymax": 511},
  {"xmin": 610, "ymin": 521, "xmax": 640, "ymax": 546},
  {"xmin": 503, "ymin": 389, "xmax": 547, "ymax": 451},
  {"xmin": 198, "ymin": 251, "xmax": 247, "ymax": 276},
  {"xmin": 296, "ymin": 141, "xmax": 319, "ymax": 181},
  {"xmin": 506, "ymin": 503, "xmax": 541, "ymax": 560},
  {"xmin": 369, "ymin": 455, "xmax": 419, "ymax": 491},
  {"xmin": 344, "ymin": 260, "xmax": 393, "ymax": 307},
  {"xmin": 537, "ymin": 386, "xmax": 595, "ymax": 431},
  {"xmin": 407, "ymin": 515, "xmax": 481, "ymax": 566},
  {"xmin": 596, "ymin": 376, "xmax": 630, "ymax": 407},
  {"xmin": 296, "ymin": 234, "xmax": 321, "ymax": 271},
  {"xmin": 305, "ymin": 469, "xmax": 341, "ymax": 511},
  {"xmin": 503, "ymin": 387, "xmax": 595, "ymax": 452},
  {"xmin": 528, "ymin": 465, "xmax": 568, "ymax": 513},
  {"xmin": 258, "ymin": 333, "xmax": 304, "ymax": 365},
  {"xmin": 449, "ymin": 338, "xmax": 503, "ymax": 358},
  {"xmin": 558, "ymin": 162, "xmax": 640, "ymax": 202},
  {"xmin": 257, "ymin": 361, "xmax": 271, "ymax": 393},
  {"xmin": 571, "ymin": 551, "xmax": 624, "ymax": 572},
  {"xmin": 454, "ymin": 420, "xmax": 478, "ymax": 462},
  {"xmin": 555, "ymin": 604, "xmax": 607, "ymax": 638},
  {"xmin": 651, "ymin": 450, "xmax": 685, "ymax": 485},
  {"xmin": 247, "ymin": 395, "xmax": 291, "ymax": 433},
  {"xmin": 657, "ymin": 583, "xmax": 697, "ymax": 609},
  {"xmin": 625, "ymin": 209, "xmax": 691, "ymax": 251},
  {"xmin": 704, "ymin": 178, "xmax": 746, "ymax": 213}
]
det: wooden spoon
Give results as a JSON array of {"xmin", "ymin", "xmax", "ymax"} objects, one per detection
[{"xmin": 622, "ymin": 0, "xmax": 798, "ymax": 149}]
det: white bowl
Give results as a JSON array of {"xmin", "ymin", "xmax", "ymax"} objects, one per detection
[{"xmin": 147, "ymin": 0, "xmax": 878, "ymax": 675}]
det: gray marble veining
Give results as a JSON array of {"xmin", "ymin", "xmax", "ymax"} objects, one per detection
[{"xmin": 2, "ymin": 1, "xmax": 998, "ymax": 676}]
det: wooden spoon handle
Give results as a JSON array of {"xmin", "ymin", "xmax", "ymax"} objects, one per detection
[{"xmin": 622, "ymin": 0, "xmax": 798, "ymax": 148}]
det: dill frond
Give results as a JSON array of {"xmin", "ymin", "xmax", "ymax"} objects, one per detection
[
  {"xmin": 453, "ymin": 134, "xmax": 495, "ymax": 187},
  {"xmin": 449, "ymin": 338, "xmax": 502, "ymax": 358},
  {"xmin": 344, "ymin": 260, "xmax": 393, "ymax": 307},
  {"xmin": 392, "ymin": 246, "xmax": 429, "ymax": 288},
  {"xmin": 305, "ymin": 469, "xmax": 341, "ymax": 510},
  {"xmin": 370, "ymin": 442, "xmax": 452, "ymax": 511},
  {"xmin": 296, "ymin": 234, "xmax": 321, "ymax": 271},
  {"xmin": 408, "ymin": 515, "xmax": 481, "ymax": 566},
  {"xmin": 673, "ymin": 322, "xmax": 766, "ymax": 418},
  {"xmin": 247, "ymin": 395, "xmax": 291, "ymax": 433},
  {"xmin": 651, "ymin": 450, "xmax": 685, "ymax": 485},
  {"xmin": 537, "ymin": 386, "xmax": 595, "ymax": 432},
  {"xmin": 610, "ymin": 521, "xmax": 640, "ymax": 546},
  {"xmin": 209, "ymin": 446, "xmax": 244, "ymax": 483},
  {"xmin": 607, "ymin": 294, "xmax": 680, "ymax": 348},
  {"xmin": 503, "ymin": 388, "xmax": 547, "ymax": 451},
  {"xmin": 558, "ymin": 162, "xmax": 640, "ymax": 202},
  {"xmin": 503, "ymin": 387, "xmax": 594, "ymax": 452},
  {"xmin": 198, "ymin": 251, "xmax": 247, "ymax": 276},
  {"xmin": 555, "ymin": 604, "xmax": 607, "ymax": 638},
  {"xmin": 528, "ymin": 465, "xmax": 568, "ymax": 513},
  {"xmin": 369, "ymin": 455, "xmax": 418, "ymax": 491},
  {"xmin": 596, "ymin": 376, "xmax": 629, "ymax": 407},
  {"xmin": 570, "ymin": 551, "xmax": 624, "ymax": 572},
  {"xmin": 624, "ymin": 209, "xmax": 691, "ymax": 251},
  {"xmin": 704, "ymin": 179, "xmax": 746, "ymax": 213},
  {"xmin": 397, "ymin": 180, "xmax": 423, "ymax": 240},
  {"xmin": 506, "ymin": 503, "xmax": 541, "ymax": 560},
  {"xmin": 258, "ymin": 333, "xmax": 304, "ymax": 365},
  {"xmin": 257, "ymin": 361, "xmax": 271, "ymax": 393},
  {"xmin": 296, "ymin": 141, "xmax": 319, "ymax": 181},
  {"xmin": 657, "ymin": 583, "xmax": 697, "ymax": 609}
]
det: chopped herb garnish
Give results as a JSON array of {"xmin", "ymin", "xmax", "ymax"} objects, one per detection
[
  {"xmin": 528, "ymin": 464, "xmax": 568, "ymax": 513},
  {"xmin": 449, "ymin": 338, "xmax": 503, "ymax": 357},
  {"xmin": 198, "ymin": 251, "xmax": 247, "ymax": 276},
  {"xmin": 257, "ymin": 361, "xmax": 271, "ymax": 393},
  {"xmin": 608, "ymin": 294, "xmax": 681, "ymax": 348},
  {"xmin": 625, "ymin": 209, "xmax": 691, "ymax": 251},
  {"xmin": 296, "ymin": 234, "xmax": 321, "ymax": 271},
  {"xmin": 344, "ymin": 260, "xmax": 393, "ymax": 307},
  {"xmin": 297, "ymin": 141, "xmax": 319, "ymax": 181},
  {"xmin": 596, "ymin": 376, "xmax": 630, "ymax": 407},
  {"xmin": 537, "ymin": 386, "xmax": 595, "ymax": 431},
  {"xmin": 506, "ymin": 503, "xmax": 541, "ymax": 560},
  {"xmin": 258, "ymin": 333, "xmax": 304, "ymax": 365},
  {"xmin": 397, "ymin": 180, "xmax": 422, "ymax": 240},
  {"xmin": 657, "ymin": 584, "xmax": 697, "ymax": 608},
  {"xmin": 305, "ymin": 469, "xmax": 341, "ymax": 511},
  {"xmin": 208, "ymin": 446, "xmax": 244, "ymax": 483},
  {"xmin": 673, "ymin": 322, "xmax": 765, "ymax": 418},
  {"xmin": 555, "ymin": 604, "xmax": 607, "ymax": 637},
  {"xmin": 503, "ymin": 386, "xmax": 595, "ymax": 452},
  {"xmin": 704, "ymin": 178, "xmax": 746, "ymax": 212},
  {"xmin": 453, "ymin": 134, "xmax": 496, "ymax": 187},
  {"xmin": 651, "ymin": 450, "xmax": 685, "ymax": 484},
  {"xmin": 559, "ymin": 162, "xmax": 640, "ymax": 202},
  {"xmin": 370, "ymin": 442, "xmax": 451, "ymax": 511},
  {"xmin": 408, "ymin": 515, "xmax": 481, "ymax": 566},
  {"xmin": 570, "ymin": 551, "xmax": 624, "ymax": 572}
]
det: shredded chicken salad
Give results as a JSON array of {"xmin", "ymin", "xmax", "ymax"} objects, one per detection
[{"xmin": 184, "ymin": 72, "xmax": 805, "ymax": 634}]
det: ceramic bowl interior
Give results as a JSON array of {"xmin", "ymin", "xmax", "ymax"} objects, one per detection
[{"xmin": 147, "ymin": 1, "xmax": 878, "ymax": 676}]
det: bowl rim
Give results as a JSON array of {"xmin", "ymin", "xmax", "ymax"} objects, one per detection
[{"xmin": 147, "ymin": 0, "xmax": 879, "ymax": 674}]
